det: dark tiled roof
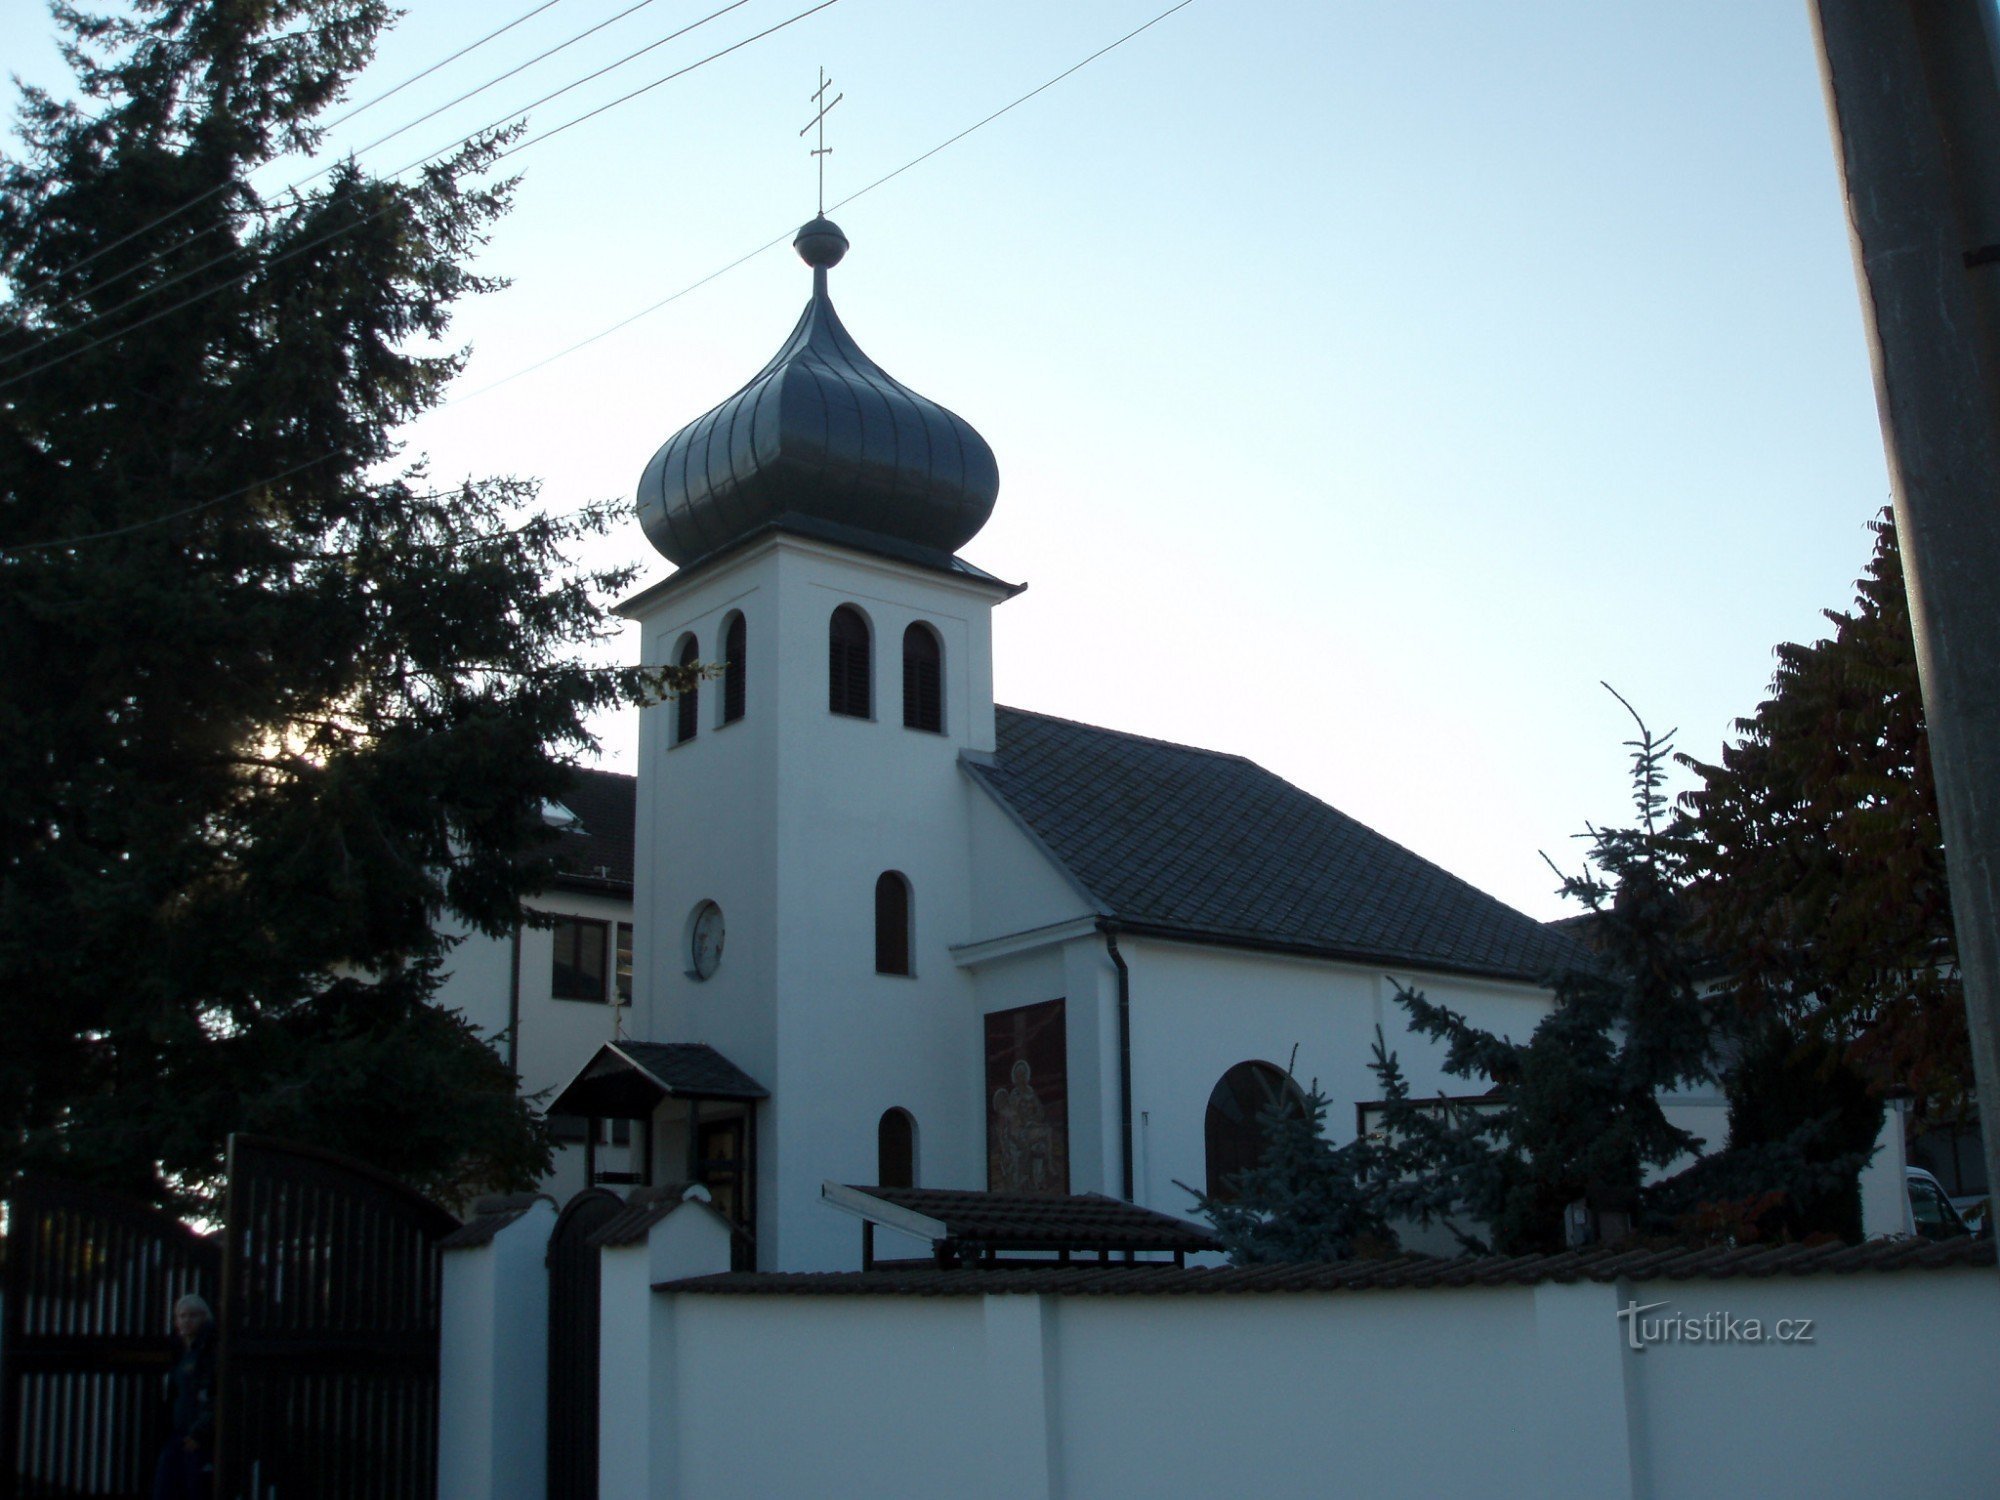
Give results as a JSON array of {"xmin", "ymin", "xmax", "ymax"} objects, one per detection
[
  {"xmin": 964, "ymin": 708, "xmax": 1581, "ymax": 984},
  {"xmin": 838, "ymin": 1186, "xmax": 1220, "ymax": 1254},
  {"xmin": 438, "ymin": 1192, "xmax": 554, "ymax": 1251},
  {"xmin": 616, "ymin": 1042, "xmax": 769, "ymax": 1100},
  {"xmin": 548, "ymin": 767, "xmax": 635, "ymax": 893},
  {"xmin": 662, "ymin": 1234, "xmax": 1995, "ymax": 1296},
  {"xmin": 591, "ymin": 1182, "xmax": 705, "ymax": 1248}
]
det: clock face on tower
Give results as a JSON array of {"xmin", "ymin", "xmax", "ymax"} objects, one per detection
[{"xmin": 688, "ymin": 900, "xmax": 725, "ymax": 980}]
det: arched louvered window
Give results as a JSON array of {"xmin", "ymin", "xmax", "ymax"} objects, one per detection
[
  {"xmin": 878, "ymin": 1108, "xmax": 917, "ymax": 1189},
  {"xmin": 1204, "ymin": 1061, "xmax": 1307, "ymax": 1202},
  {"xmin": 829, "ymin": 606, "xmax": 871, "ymax": 718},
  {"xmin": 902, "ymin": 622, "xmax": 943, "ymax": 733},
  {"xmin": 721, "ymin": 612, "xmax": 746, "ymax": 725},
  {"xmin": 673, "ymin": 635, "xmax": 700, "ymax": 744},
  {"xmin": 875, "ymin": 870, "xmax": 911, "ymax": 976}
]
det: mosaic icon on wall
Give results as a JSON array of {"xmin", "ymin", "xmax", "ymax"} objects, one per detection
[{"xmin": 984, "ymin": 998, "xmax": 1068, "ymax": 1195}]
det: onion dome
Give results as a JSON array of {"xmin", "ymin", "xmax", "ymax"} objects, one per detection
[{"xmin": 637, "ymin": 217, "xmax": 1001, "ymax": 568}]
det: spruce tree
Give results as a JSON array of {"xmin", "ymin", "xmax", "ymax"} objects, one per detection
[
  {"xmin": 1379, "ymin": 696, "xmax": 1717, "ymax": 1255},
  {"xmin": 0, "ymin": 2, "xmax": 641, "ymax": 1212}
]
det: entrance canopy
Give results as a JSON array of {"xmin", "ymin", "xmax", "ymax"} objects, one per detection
[
  {"xmin": 822, "ymin": 1183, "xmax": 1221, "ymax": 1269},
  {"xmin": 549, "ymin": 1042, "xmax": 768, "ymax": 1120}
]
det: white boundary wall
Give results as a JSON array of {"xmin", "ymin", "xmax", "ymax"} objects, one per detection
[
  {"xmin": 639, "ymin": 1268, "xmax": 1998, "ymax": 1500},
  {"xmin": 438, "ymin": 1198, "xmax": 556, "ymax": 1500}
]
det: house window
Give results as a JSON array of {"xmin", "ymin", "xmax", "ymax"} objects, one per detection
[
  {"xmin": 615, "ymin": 921, "xmax": 634, "ymax": 1006},
  {"xmin": 551, "ymin": 916, "xmax": 609, "ymax": 1002},
  {"xmin": 874, "ymin": 871, "xmax": 912, "ymax": 976},
  {"xmin": 902, "ymin": 622, "xmax": 943, "ymax": 733},
  {"xmin": 674, "ymin": 635, "xmax": 700, "ymax": 744},
  {"xmin": 721, "ymin": 613, "xmax": 746, "ymax": 725},
  {"xmin": 828, "ymin": 606, "xmax": 871, "ymax": 718},
  {"xmin": 878, "ymin": 1108, "xmax": 917, "ymax": 1189},
  {"xmin": 1204, "ymin": 1061, "xmax": 1306, "ymax": 1202}
]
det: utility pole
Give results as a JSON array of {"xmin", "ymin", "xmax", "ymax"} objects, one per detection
[{"xmin": 1809, "ymin": 0, "xmax": 2000, "ymax": 1244}]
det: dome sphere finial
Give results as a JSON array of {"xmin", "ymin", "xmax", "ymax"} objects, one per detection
[{"xmin": 794, "ymin": 215, "xmax": 848, "ymax": 269}]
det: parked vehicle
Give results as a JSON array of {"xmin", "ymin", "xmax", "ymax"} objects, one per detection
[{"xmin": 1906, "ymin": 1166, "xmax": 1984, "ymax": 1240}]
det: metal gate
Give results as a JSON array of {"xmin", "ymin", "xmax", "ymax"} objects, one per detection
[
  {"xmin": 214, "ymin": 1135, "xmax": 459, "ymax": 1499},
  {"xmin": 546, "ymin": 1187, "xmax": 623, "ymax": 1500},
  {"xmin": 2, "ymin": 1136, "xmax": 459, "ymax": 1498},
  {"xmin": 0, "ymin": 1177, "xmax": 221, "ymax": 1497}
]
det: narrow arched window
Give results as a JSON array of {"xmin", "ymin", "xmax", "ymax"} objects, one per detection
[
  {"xmin": 1204, "ymin": 1061, "xmax": 1306, "ymax": 1202},
  {"xmin": 878, "ymin": 1108, "xmax": 917, "ymax": 1189},
  {"xmin": 673, "ymin": 635, "xmax": 700, "ymax": 744},
  {"xmin": 874, "ymin": 870, "xmax": 911, "ymax": 976},
  {"xmin": 829, "ymin": 606, "xmax": 871, "ymax": 718},
  {"xmin": 902, "ymin": 622, "xmax": 943, "ymax": 733},
  {"xmin": 721, "ymin": 612, "xmax": 746, "ymax": 725}
]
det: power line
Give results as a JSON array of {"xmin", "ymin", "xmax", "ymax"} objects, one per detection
[
  {"xmin": 12, "ymin": 0, "xmax": 579, "ymax": 308},
  {"xmin": 0, "ymin": 0, "xmax": 842, "ymax": 395},
  {"xmin": 4, "ymin": 0, "xmax": 1199, "ymax": 556},
  {"xmin": 457, "ymin": 0, "xmax": 1198, "ymax": 402},
  {"xmin": 6, "ymin": 0, "xmax": 755, "ymax": 368}
]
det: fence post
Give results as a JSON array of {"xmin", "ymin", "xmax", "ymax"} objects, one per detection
[
  {"xmin": 439, "ymin": 1194, "xmax": 558, "ymax": 1500},
  {"xmin": 598, "ymin": 1186, "xmax": 736, "ymax": 1500}
]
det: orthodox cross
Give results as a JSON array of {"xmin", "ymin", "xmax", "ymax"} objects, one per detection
[{"xmin": 799, "ymin": 67, "xmax": 843, "ymax": 216}]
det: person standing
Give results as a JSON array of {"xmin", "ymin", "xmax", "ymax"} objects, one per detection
[{"xmin": 153, "ymin": 1293, "xmax": 215, "ymax": 1500}]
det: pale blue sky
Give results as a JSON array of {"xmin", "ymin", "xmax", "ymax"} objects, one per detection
[{"xmin": 4, "ymin": 2, "xmax": 1894, "ymax": 920}]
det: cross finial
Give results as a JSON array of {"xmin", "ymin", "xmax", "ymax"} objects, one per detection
[{"xmin": 799, "ymin": 66, "xmax": 843, "ymax": 217}]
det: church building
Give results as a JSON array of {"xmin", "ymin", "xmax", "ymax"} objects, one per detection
[{"xmin": 544, "ymin": 215, "xmax": 1577, "ymax": 1273}]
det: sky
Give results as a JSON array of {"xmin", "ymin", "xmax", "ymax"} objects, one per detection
[{"xmin": 1, "ymin": 1, "xmax": 1896, "ymax": 921}]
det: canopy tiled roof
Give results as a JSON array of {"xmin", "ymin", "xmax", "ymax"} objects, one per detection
[
  {"xmin": 830, "ymin": 1186, "xmax": 1220, "ymax": 1256},
  {"xmin": 965, "ymin": 708, "xmax": 1580, "ymax": 983},
  {"xmin": 548, "ymin": 767, "xmax": 635, "ymax": 893},
  {"xmin": 662, "ymin": 1234, "xmax": 1995, "ymax": 1296},
  {"xmin": 547, "ymin": 1042, "xmax": 769, "ymax": 1120}
]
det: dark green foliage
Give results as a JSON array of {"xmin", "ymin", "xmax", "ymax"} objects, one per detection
[
  {"xmin": 1380, "ymin": 695, "xmax": 1718, "ymax": 1255},
  {"xmin": 1182, "ymin": 1036, "xmax": 1450, "ymax": 1264},
  {"xmin": 1676, "ymin": 512, "xmax": 1965, "ymax": 1114},
  {"xmin": 1648, "ymin": 1021, "xmax": 1882, "ymax": 1244},
  {"xmin": 0, "ymin": 2, "xmax": 642, "ymax": 1213}
]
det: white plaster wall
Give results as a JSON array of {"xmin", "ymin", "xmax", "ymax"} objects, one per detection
[
  {"xmin": 1631, "ymin": 1274, "xmax": 2000, "ymax": 1498},
  {"xmin": 666, "ymin": 1297, "xmax": 991, "ymax": 1498},
  {"xmin": 638, "ymin": 1270, "xmax": 2000, "ymax": 1500},
  {"xmin": 1117, "ymin": 936, "xmax": 1552, "ymax": 1221},
  {"xmin": 438, "ymin": 1200, "xmax": 555, "ymax": 1500},
  {"xmin": 430, "ymin": 914, "xmax": 515, "ymax": 1041},
  {"xmin": 961, "ymin": 781, "xmax": 1097, "ymax": 940},
  {"xmin": 514, "ymin": 890, "xmax": 635, "ymax": 1101},
  {"xmin": 629, "ymin": 534, "xmax": 1020, "ymax": 1271}
]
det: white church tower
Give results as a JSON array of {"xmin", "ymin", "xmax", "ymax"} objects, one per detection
[{"xmin": 613, "ymin": 217, "xmax": 1018, "ymax": 1271}]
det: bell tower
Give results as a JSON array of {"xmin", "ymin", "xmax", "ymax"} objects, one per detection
[{"xmin": 617, "ymin": 220, "xmax": 1019, "ymax": 1269}]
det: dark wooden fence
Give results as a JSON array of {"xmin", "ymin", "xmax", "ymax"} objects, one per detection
[
  {"xmin": 0, "ymin": 1178, "xmax": 221, "ymax": 1497},
  {"xmin": 214, "ymin": 1135, "xmax": 459, "ymax": 1499},
  {"xmin": 2, "ymin": 1137, "xmax": 457, "ymax": 1499},
  {"xmin": 546, "ymin": 1186, "xmax": 623, "ymax": 1500}
]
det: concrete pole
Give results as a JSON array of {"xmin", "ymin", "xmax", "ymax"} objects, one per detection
[{"xmin": 1809, "ymin": 0, "xmax": 2000, "ymax": 1232}]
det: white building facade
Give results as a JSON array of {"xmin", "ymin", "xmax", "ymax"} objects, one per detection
[{"xmin": 549, "ymin": 216, "xmax": 1576, "ymax": 1272}]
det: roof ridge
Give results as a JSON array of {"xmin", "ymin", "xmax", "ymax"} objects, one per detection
[{"xmin": 994, "ymin": 704, "xmax": 1256, "ymax": 766}]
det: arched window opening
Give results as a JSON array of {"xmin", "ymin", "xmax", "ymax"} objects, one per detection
[
  {"xmin": 829, "ymin": 606, "xmax": 871, "ymax": 718},
  {"xmin": 875, "ymin": 871, "xmax": 912, "ymax": 976},
  {"xmin": 673, "ymin": 634, "xmax": 700, "ymax": 744},
  {"xmin": 721, "ymin": 613, "xmax": 747, "ymax": 725},
  {"xmin": 902, "ymin": 622, "xmax": 943, "ymax": 733},
  {"xmin": 1204, "ymin": 1061, "xmax": 1307, "ymax": 1202},
  {"xmin": 878, "ymin": 1108, "xmax": 917, "ymax": 1189}
]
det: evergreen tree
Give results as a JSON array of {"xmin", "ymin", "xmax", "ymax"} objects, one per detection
[
  {"xmin": 0, "ymin": 2, "xmax": 644, "ymax": 1212},
  {"xmin": 1380, "ymin": 695, "xmax": 1717, "ymax": 1255},
  {"xmin": 1676, "ymin": 511, "xmax": 1965, "ymax": 1115},
  {"xmin": 1182, "ymin": 1038, "xmax": 1451, "ymax": 1264}
]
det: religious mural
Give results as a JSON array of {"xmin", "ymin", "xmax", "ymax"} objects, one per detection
[{"xmin": 984, "ymin": 999, "xmax": 1068, "ymax": 1194}]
